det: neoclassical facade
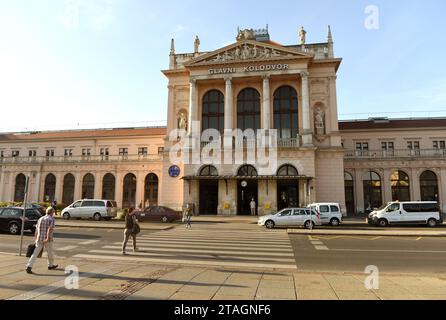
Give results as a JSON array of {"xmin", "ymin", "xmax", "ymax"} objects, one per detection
[{"xmin": 1, "ymin": 27, "xmax": 445, "ymax": 215}]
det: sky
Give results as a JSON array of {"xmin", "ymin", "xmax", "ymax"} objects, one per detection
[{"xmin": 0, "ymin": 0, "xmax": 445, "ymax": 132}]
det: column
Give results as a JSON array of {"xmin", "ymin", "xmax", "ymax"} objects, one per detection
[
  {"xmin": 329, "ymin": 75, "xmax": 339, "ymax": 132},
  {"xmin": 383, "ymin": 169, "xmax": 392, "ymax": 203},
  {"xmin": 300, "ymin": 71, "xmax": 312, "ymax": 146},
  {"xmin": 7, "ymin": 171, "xmax": 14, "ymax": 201},
  {"xmin": 167, "ymin": 84, "xmax": 176, "ymax": 132},
  {"xmin": 262, "ymin": 75, "xmax": 270, "ymax": 130},
  {"xmin": 55, "ymin": 172, "xmax": 63, "ymax": 203},
  {"xmin": 440, "ymin": 169, "xmax": 446, "ymax": 213},
  {"xmin": 94, "ymin": 171, "xmax": 102, "ymax": 199},
  {"xmin": 115, "ymin": 171, "xmax": 123, "ymax": 209},
  {"xmin": 354, "ymin": 169, "xmax": 364, "ymax": 213},
  {"xmin": 35, "ymin": 170, "xmax": 42, "ymax": 202},
  {"xmin": 74, "ymin": 171, "xmax": 81, "ymax": 201},
  {"xmin": 188, "ymin": 78, "xmax": 197, "ymax": 135},
  {"xmin": 136, "ymin": 172, "xmax": 144, "ymax": 209},
  {"xmin": 411, "ymin": 168, "xmax": 420, "ymax": 201},
  {"xmin": 0, "ymin": 169, "xmax": 4, "ymax": 201},
  {"xmin": 224, "ymin": 77, "xmax": 233, "ymax": 131}
]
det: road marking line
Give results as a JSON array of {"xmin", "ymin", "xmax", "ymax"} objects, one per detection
[
  {"xmin": 110, "ymin": 242, "xmax": 293, "ymax": 252},
  {"xmin": 78, "ymin": 240, "xmax": 100, "ymax": 245},
  {"xmin": 136, "ymin": 237, "xmax": 291, "ymax": 245},
  {"xmin": 314, "ymin": 245, "xmax": 329, "ymax": 251},
  {"xmin": 333, "ymin": 248, "xmax": 446, "ymax": 253},
  {"xmin": 7, "ymin": 265, "xmax": 115, "ymax": 300},
  {"xmin": 370, "ymin": 236, "xmax": 382, "ymax": 241},
  {"xmin": 107, "ymin": 229, "xmax": 115, "ymax": 233},
  {"xmin": 310, "ymin": 241, "xmax": 324, "ymax": 245},
  {"xmin": 416, "ymin": 237, "xmax": 423, "ymax": 241},
  {"xmin": 101, "ymin": 245, "xmax": 294, "ymax": 257},
  {"xmin": 56, "ymin": 245, "xmax": 78, "ymax": 251},
  {"xmin": 73, "ymin": 254, "xmax": 298, "ymax": 270}
]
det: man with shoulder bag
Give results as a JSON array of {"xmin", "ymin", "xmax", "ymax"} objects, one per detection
[{"xmin": 122, "ymin": 208, "xmax": 139, "ymax": 255}]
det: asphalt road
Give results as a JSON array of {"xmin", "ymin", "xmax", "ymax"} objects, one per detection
[{"xmin": 290, "ymin": 234, "xmax": 446, "ymax": 274}]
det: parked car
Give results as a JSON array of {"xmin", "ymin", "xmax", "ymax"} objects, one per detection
[
  {"xmin": 258, "ymin": 208, "xmax": 321, "ymax": 229},
  {"xmin": 308, "ymin": 203, "xmax": 343, "ymax": 226},
  {"xmin": 133, "ymin": 206, "xmax": 182, "ymax": 223},
  {"xmin": 367, "ymin": 201, "xmax": 443, "ymax": 227},
  {"xmin": 61, "ymin": 199, "xmax": 118, "ymax": 221},
  {"xmin": 0, "ymin": 207, "xmax": 42, "ymax": 235}
]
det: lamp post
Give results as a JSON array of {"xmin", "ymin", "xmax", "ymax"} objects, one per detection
[{"xmin": 19, "ymin": 175, "xmax": 30, "ymax": 256}]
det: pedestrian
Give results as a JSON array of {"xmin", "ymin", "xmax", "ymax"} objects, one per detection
[
  {"xmin": 26, "ymin": 207, "xmax": 58, "ymax": 274},
  {"xmin": 51, "ymin": 200, "xmax": 57, "ymax": 215},
  {"xmin": 250, "ymin": 198, "xmax": 256, "ymax": 216},
  {"xmin": 145, "ymin": 199, "xmax": 150, "ymax": 209},
  {"xmin": 122, "ymin": 208, "xmax": 139, "ymax": 255},
  {"xmin": 184, "ymin": 204, "xmax": 192, "ymax": 229}
]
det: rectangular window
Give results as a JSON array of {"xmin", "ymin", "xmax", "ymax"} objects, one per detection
[
  {"xmin": 64, "ymin": 149, "xmax": 73, "ymax": 157},
  {"xmin": 0, "ymin": 151, "xmax": 3, "ymax": 158},
  {"xmin": 158, "ymin": 147, "xmax": 164, "ymax": 155},
  {"xmin": 407, "ymin": 141, "xmax": 420, "ymax": 150},
  {"xmin": 12, "ymin": 150, "xmax": 20, "ymax": 157},
  {"xmin": 82, "ymin": 148, "xmax": 91, "ymax": 156},
  {"xmin": 138, "ymin": 147, "xmax": 148, "ymax": 156},
  {"xmin": 355, "ymin": 142, "xmax": 368, "ymax": 150},
  {"xmin": 46, "ymin": 149, "xmax": 55, "ymax": 157},
  {"xmin": 381, "ymin": 142, "xmax": 394, "ymax": 150},
  {"xmin": 119, "ymin": 148, "xmax": 128, "ymax": 156},
  {"xmin": 28, "ymin": 150, "xmax": 37, "ymax": 157},
  {"xmin": 100, "ymin": 148, "xmax": 110, "ymax": 160}
]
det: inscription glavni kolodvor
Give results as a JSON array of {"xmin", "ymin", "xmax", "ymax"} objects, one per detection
[{"xmin": 209, "ymin": 64, "xmax": 289, "ymax": 75}]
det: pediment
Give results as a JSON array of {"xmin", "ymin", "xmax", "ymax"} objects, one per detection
[{"xmin": 184, "ymin": 40, "xmax": 313, "ymax": 67}]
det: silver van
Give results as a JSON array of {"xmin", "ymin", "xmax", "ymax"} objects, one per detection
[{"xmin": 61, "ymin": 199, "xmax": 118, "ymax": 221}]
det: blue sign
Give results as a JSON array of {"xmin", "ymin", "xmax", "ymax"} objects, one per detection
[{"xmin": 168, "ymin": 165, "xmax": 181, "ymax": 178}]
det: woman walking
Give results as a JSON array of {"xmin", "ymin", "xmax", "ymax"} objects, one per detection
[
  {"xmin": 122, "ymin": 208, "xmax": 139, "ymax": 255},
  {"xmin": 184, "ymin": 204, "xmax": 192, "ymax": 229}
]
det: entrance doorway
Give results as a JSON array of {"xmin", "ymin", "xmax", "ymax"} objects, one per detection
[
  {"xmin": 199, "ymin": 180, "xmax": 218, "ymax": 215},
  {"xmin": 237, "ymin": 180, "xmax": 258, "ymax": 215},
  {"xmin": 277, "ymin": 180, "xmax": 299, "ymax": 210}
]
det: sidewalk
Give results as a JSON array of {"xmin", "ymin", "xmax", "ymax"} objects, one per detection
[
  {"xmin": 2, "ymin": 253, "xmax": 446, "ymax": 300},
  {"xmin": 288, "ymin": 228, "xmax": 446, "ymax": 237}
]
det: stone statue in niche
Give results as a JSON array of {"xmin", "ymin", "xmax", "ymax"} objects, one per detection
[
  {"xmin": 314, "ymin": 107, "xmax": 325, "ymax": 135},
  {"xmin": 178, "ymin": 111, "xmax": 188, "ymax": 130}
]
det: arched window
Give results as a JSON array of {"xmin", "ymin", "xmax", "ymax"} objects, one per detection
[
  {"xmin": 344, "ymin": 172, "xmax": 355, "ymax": 214},
  {"xmin": 277, "ymin": 164, "xmax": 298, "ymax": 176},
  {"xmin": 237, "ymin": 88, "xmax": 260, "ymax": 131},
  {"xmin": 273, "ymin": 86, "xmax": 299, "ymax": 139},
  {"xmin": 43, "ymin": 173, "xmax": 56, "ymax": 202},
  {"xmin": 102, "ymin": 173, "xmax": 115, "ymax": 200},
  {"xmin": 391, "ymin": 170, "xmax": 410, "ymax": 201},
  {"xmin": 202, "ymin": 90, "xmax": 224, "ymax": 133},
  {"xmin": 420, "ymin": 170, "xmax": 439, "ymax": 202},
  {"xmin": 144, "ymin": 173, "xmax": 158, "ymax": 206},
  {"xmin": 237, "ymin": 165, "xmax": 258, "ymax": 176},
  {"xmin": 199, "ymin": 165, "xmax": 218, "ymax": 176},
  {"xmin": 62, "ymin": 173, "xmax": 75, "ymax": 205},
  {"xmin": 123, "ymin": 173, "xmax": 137, "ymax": 209},
  {"xmin": 14, "ymin": 174, "xmax": 26, "ymax": 202},
  {"xmin": 362, "ymin": 171, "xmax": 382, "ymax": 212},
  {"xmin": 82, "ymin": 173, "xmax": 95, "ymax": 199}
]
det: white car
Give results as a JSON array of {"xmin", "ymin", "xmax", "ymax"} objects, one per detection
[
  {"xmin": 61, "ymin": 199, "xmax": 118, "ymax": 221},
  {"xmin": 308, "ymin": 203, "xmax": 343, "ymax": 226},
  {"xmin": 367, "ymin": 201, "xmax": 442, "ymax": 227},
  {"xmin": 258, "ymin": 208, "xmax": 322, "ymax": 229}
]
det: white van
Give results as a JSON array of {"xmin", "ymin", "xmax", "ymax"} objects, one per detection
[
  {"xmin": 61, "ymin": 199, "xmax": 118, "ymax": 221},
  {"xmin": 308, "ymin": 203, "xmax": 343, "ymax": 226},
  {"xmin": 367, "ymin": 201, "xmax": 442, "ymax": 227}
]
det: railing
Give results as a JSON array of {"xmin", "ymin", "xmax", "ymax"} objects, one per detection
[
  {"xmin": 198, "ymin": 137, "xmax": 302, "ymax": 149},
  {"xmin": 0, "ymin": 154, "xmax": 163, "ymax": 164},
  {"xmin": 345, "ymin": 149, "xmax": 446, "ymax": 159}
]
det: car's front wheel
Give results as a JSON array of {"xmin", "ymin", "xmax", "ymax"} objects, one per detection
[
  {"xmin": 63, "ymin": 212, "xmax": 71, "ymax": 220},
  {"xmin": 330, "ymin": 218, "xmax": 340, "ymax": 226},
  {"xmin": 377, "ymin": 219, "xmax": 388, "ymax": 227},
  {"xmin": 161, "ymin": 216, "xmax": 168, "ymax": 223},
  {"xmin": 93, "ymin": 213, "xmax": 102, "ymax": 221},
  {"xmin": 265, "ymin": 220, "xmax": 275, "ymax": 229},
  {"xmin": 9, "ymin": 222, "xmax": 20, "ymax": 235}
]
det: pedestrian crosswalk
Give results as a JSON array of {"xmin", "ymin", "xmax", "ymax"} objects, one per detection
[{"xmin": 73, "ymin": 225, "xmax": 297, "ymax": 270}]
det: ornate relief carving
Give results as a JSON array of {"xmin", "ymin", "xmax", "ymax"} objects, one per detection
[
  {"xmin": 209, "ymin": 43, "xmax": 286, "ymax": 63},
  {"xmin": 177, "ymin": 110, "xmax": 188, "ymax": 130},
  {"xmin": 313, "ymin": 103, "xmax": 326, "ymax": 142},
  {"xmin": 310, "ymin": 79, "xmax": 328, "ymax": 95}
]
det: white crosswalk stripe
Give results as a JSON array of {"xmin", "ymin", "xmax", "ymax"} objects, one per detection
[{"xmin": 73, "ymin": 225, "xmax": 297, "ymax": 270}]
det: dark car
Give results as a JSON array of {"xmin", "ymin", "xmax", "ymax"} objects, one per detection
[
  {"xmin": 133, "ymin": 206, "xmax": 182, "ymax": 223},
  {"xmin": 0, "ymin": 207, "xmax": 42, "ymax": 235}
]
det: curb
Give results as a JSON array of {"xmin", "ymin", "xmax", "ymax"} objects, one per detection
[{"xmin": 287, "ymin": 229, "xmax": 446, "ymax": 237}]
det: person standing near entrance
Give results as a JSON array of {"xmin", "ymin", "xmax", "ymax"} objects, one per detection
[
  {"xmin": 26, "ymin": 207, "xmax": 58, "ymax": 274},
  {"xmin": 184, "ymin": 204, "xmax": 192, "ymax": 229},
  {"xmin": 250, "ymin": 198, "xmax": 257, "ymax": 216}
]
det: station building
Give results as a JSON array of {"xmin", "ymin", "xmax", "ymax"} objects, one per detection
[{"xmin": 1, "ymin": 27, "xmax": 445, "ymax": 215}]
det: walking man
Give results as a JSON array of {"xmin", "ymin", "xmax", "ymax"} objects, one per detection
[
  {"xmin": 122, "ymin": 208, "xmax": 138, "ymax": 255},
  {"xmin": 26, "ymin": 207, "xmax": 58, "ymax": 274},
  {"xmin": 184, "ymin": 204, "xmax": 192, "ymax": 229},
  {"xmin": 250, "ymin": 198, "xmax": 257, "ymax": 216}
]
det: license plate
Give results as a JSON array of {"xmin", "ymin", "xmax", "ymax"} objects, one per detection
[{"xmin": 140, "ymin": 213, "xmax": 146, "ymax": 217}]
